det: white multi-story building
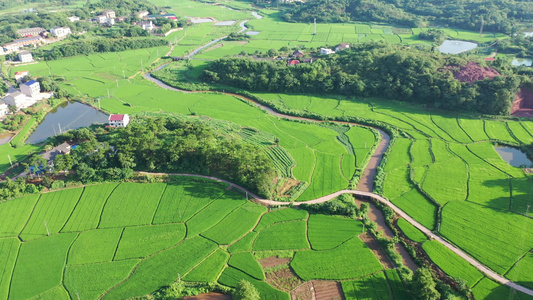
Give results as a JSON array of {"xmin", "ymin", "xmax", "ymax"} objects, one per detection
[
  {"xmin": 68, "ymin": 16, "xmax": 80, "ymax": 22},
  {"xmin": 0, "ymin": 102, "xmax": 9, "ymax": 116},
  {"xmin": 20, "ymin": 80, "xmax": 40, "ymax": 97},
  {"xmin": 103, "ymin": 10, "xmax": 116, "ymax": 19},
  {"xmin": 18, "ymin": 51, "xmax": 33, "ymax": 63},
  {"xmin": 50, "ymin": 26, "xmax": 72, "ymax": 38},
  {"xmin": 108, "ymin": 114, "xmax": 130, "ymax": 127},
  {"xmin": 138, "ymin": 21, "xmax": 154, "ymax": 31},
  {"xmin": 320, "ymin": 48, "xmax": 335, "ymax": 55},
  {"xmin": 3, "ymin": 92, "xmax": 28, "ymax": 110}
]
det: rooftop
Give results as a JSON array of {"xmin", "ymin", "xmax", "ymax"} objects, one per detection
[
  {"xmin": 19, "ymin": 50, "xmax": 31, "ymax": 55},
  {"xmin": 25, "ymin": 80, "xmax": 38, "ymax": 86},
  {"xmin": 109, "ymin": 114, "xmax": 125, "ymax": 121}
]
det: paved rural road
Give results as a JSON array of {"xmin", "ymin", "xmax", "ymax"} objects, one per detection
[{"xmin": 142, "ymin": 28, "xmax": 533, "ymax": 297}]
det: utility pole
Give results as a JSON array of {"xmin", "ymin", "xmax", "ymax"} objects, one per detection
[
  {"xmin": 44, "ymin": 220, "xmax": 50, "ymax": 236},
  {"xmin": 8, "ymin": 154, "xmax": 12, "ymax": 167},
  {"xmin": 362, "ymin": 223, "xmax": 365, "ymax": 234},
  {"xmin": 98, "ymin": 98, "xmax": 101, "ymax": 110},
  {"xmin": 479, "ymin": 16, "xmax": 484, "ymax": 37},
  {"xmin": 107, "ymin": 88, "xmax": 110, "ymax": 98},
  {"xmin": 313, "ymin": 18, "xmax": 317, "ymax": 35},
  {"xmin": 58, "ymin": 123, "xmax": 62, "ymax": 134}
]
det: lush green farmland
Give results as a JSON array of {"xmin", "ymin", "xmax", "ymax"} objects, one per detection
[
  {"xmin": 62, "ymin": 183, "xmax": 118, "ymax": 232},
  {"xmin": 68, "ymin": 228, "xmax": 123, "ymax": 265},
  {"xmin": 253, "ymin": 220, "xmax": 309, "ymax": 251},
  {"xmin": 291, "ymin": 238, "xmax": 382, "ymax": 280},
  {"xmin": 472, "ymin": 278, "xmax": 533, "ymax": 300},
  {"xmin": 440, "ymin": 201, "xmax": 533, "ymax": 275},
  {"xmin": 183, "ymin": 249, "xmax": 229, "ymax": 282},
  {"xmin": 20, "ymin": 188, "xmax": 84, "ymax": 241},
  {"xmin": 383, "ymin": 269, "xmax": 411, "ymax": 300},
  {"xmin": 0, "ymin": 194, "xmax": 39, "ymax": 237},
  {"xmin": 342, "ymin": 271, "xmax": 392, "ymax": 300},
  {"xmin": 64, "ymin": 260, "xmax": 139, "ymax": 300},
  {"xmin": 0, "ymin": 180, "xmax": 393, "ymax": 299},
  {"xmin": 506, "ymin": 252, "xmax": 533, "ymax": 290},
  {"xmin": 396, "ymin": 218, "xmax": 427, "ymax": 243},
  {"xmin": 99, "ymin": 182, "xmax": 166, "ymax": 228},
  {"xmin": 254, "ymin": 208, "xmax": 308, "ymax": 230},
  {"xmin": 228, "ymin": 252, "xmax": 265, "ymax": 280},
  {"xmin": 114, "ymin": 224, "xmax": 186, "ymax": 260},
  {"xmin": 9, "ymin": 233, "xmax": 77, "ymax": 300},
  {"xmin": 307, "ymin": 214, "xmax": 361, "ymax": 250},
  {"xmin": 0, "ymin": 238, "xmax": 20, "ymax": 299},
  {"xmin": 422, "ymin": 241, "xmax": 484, "ymax": 287}
]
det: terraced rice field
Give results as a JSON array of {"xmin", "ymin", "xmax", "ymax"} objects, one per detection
[{"xmin": 1, "ymin": 180, "xmax": 391, "ymax": 300}]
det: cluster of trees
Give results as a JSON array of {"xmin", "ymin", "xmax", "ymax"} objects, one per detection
[
  {"xmin": 202, "ymin": 42, "xmax": 524, "ymax": 115},
  {"xmin": 496, "ymin": 35, "xmax": 533, "ymax": 58},
  {"xmin": 0, "ymin": 177, "xmax": 40, "ymax": 202},
  {"xmin": 35, "ymin": 38, "xmax": 168, "ymax": 60},
  {"xmin": 419, "ymin": 29, "xmax": 448, "ymax": 43},
  {"xmin": 282, "ymin": 0, "xmax": 533, "ymax": 34},
  {"xmin": 50, "ymin": 117, "xmax": 276, "ymax": 197}
]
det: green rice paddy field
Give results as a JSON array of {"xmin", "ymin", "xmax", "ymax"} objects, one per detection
[
  {"xmin": 0, "ymin": 178, "xmax": 403, "ymax": 300},
  {"xmin": 4, "ymin": 0, "xmax": 533, "ymax": 297}
]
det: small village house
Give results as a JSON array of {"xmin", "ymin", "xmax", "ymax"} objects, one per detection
[
  {"xmin": 138, "ymin": 21, "xmax": 154, "ymax": 31},
  {"xmin": 95, "ymin": 15, "xmax": 108, "ymax": 24},
  {"xmin": 68, "ymin": 16, "xmax": 80, "ymax": 22},
  {"xmin": 287, "ymin": 59, "xmax": 300, "ymax": 66},
  {"xmin": 41, "ymin": 142, "xmax": 71, "ymax": 169},
  {"xmin": 14, "ymin": 71, "xmax": 29, "ymax": 83},
  {"xmin": 108, "ymin": 114, "xmax": 130, "ymax": 127},
  {"xmin": 320, "ymin": 48, "xmax": 335, "ymax": 55},
  {"xmin": 136, "ymin": 10, "xmax": 149, "ymax": 19},
  {"xmin": 335, "ymin": 43, "xmax": 350, "ymax": 52},
  {"xmin": 293, "ymin": 50, "xmax": 304, "ymax": 58},
  {"xmin": 21, "ymin": 80, "xmax": 40, "ymax": 98},
  {"xmin": 50, "ymin": 26, "xmax": 72, "ymax": 38},
  {"xmin": 3, "ymin": 36, "xmax": 43, "ymax": 52},
  {"xmin": 103, "ymin": 10, "xmax": 116, "ymax": 19},
  {"xmin": 17, "ymin": 27, "xmax": 46, "ymax": 37},
  {"xmin": 18, "ymin": 51, "xmax": 33, "ymax": 63},
  {"xmin": 3, "ymin": 91, "xmax": 27, "ymax": 110},
  {"xmin": 0, "ymin": 102, "xmax": 9, "ymax": 116}
]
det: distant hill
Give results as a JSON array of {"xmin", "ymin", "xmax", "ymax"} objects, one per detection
[{"xmin": 282, "ymin": 0, "xmax": 533, "ymax": 34}]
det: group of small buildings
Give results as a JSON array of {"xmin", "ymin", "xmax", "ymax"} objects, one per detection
[
  {"xmin": 3, "ymin": 26, "xmax": 72, "ymax": 53},
  {"xmin": 285, "ymin": 43, "xmax": 350, "ymax": 66},
  {"xmin": 1, "ymin": 79, "xmax": 51, "ymax": 114}
]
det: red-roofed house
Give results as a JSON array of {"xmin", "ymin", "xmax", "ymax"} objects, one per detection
[
  {"xmin": 287, "ymin": 59, "xmax": 300, "ymax": 66},
  {"xmin": 14, "ymin": 71, "xmax": 29, "ymax": 83},
  {"xmin": 484, "ymin": 57, "xmax": 495, "ymax": 61},
  {"xmin": 108, "ymin": 114, "xmax": 130, "ymax": 127}
]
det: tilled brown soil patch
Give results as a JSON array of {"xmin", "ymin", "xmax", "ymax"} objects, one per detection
[
  {"xmin": 358, "ymin": 232, "xmax": 395, "ymax": 269},
  {"xmin": 259, "ymin": 256, "xmax": 291, "ymax": 268}
]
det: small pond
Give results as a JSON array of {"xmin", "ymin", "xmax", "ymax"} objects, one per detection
[
  {"xmin": 252, "ymin": 11, "xmax": 263, "ymax": 19},
  {"xmin": 438, "ymin": 40, "xmax": 478, "ymax": 54},
  {"xmin": 26, "ymin": 101, "xmax": 109, "ymax": 144},
  {"xmin": 494, "ymin": 146, "xmax": 532, "ymax": 168},
  {"xmin": 245, "ymin": 31, "xmax": 260, "ymax": 36},
  {"xmin": 511, "ymin": 58, "xmax": 533, "ymax": 67},
  {"xmin": 190, "ymin": 18, "xmax": 213, "ymax": 24},
  {"xmin": 214, "ymin": 20, "xmax": 236, "ymax": 26}
]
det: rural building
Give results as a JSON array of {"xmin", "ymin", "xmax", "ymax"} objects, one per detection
[
  {"xmin": 320, "ymin": 48, "xmax": 335, "ymax": 55},
  {"xmin": 17, "ymin": 27, "xmax": 46, "ymax": 37},
  {"xmin": 108, "ymin": 114, "xmax": 130, "ymax": 127},
  {"xmin": 137, "ymin": 10, "xmax": 149, "ymax": 19},
  {"xmin": 18, "ymin": 51, "xmax": 33, "ymax": 63},
  {"xmin": 14, "ymin": 71, "xmax": 29, "ymax": 83},
  {"xmin": 68, "ymin": 16, "xmax": 80, "ymax": 22},
  {"xmin": 107, "ymin": 18, "xmax": 115, "ymax": 26},
  {"xmin": 95, "ymin": 15, "xmax": 108, "ymax": 24},
  {"xmin": 293, "ymin": 50, "xmax": 304, "ymax": 58},
  {"xmin": 287, "ymin": 59, "xmax": 300, "ymax": 66},
  {"xmin": 103, "ymin": 10, "xmax": 116, "ymax": 19},
  {"xmin": 116, "ymin": 16, "xmax": 127, "ymax": 22},
  {"xmin": 0, "ymin": 102, "xmax": 9, "ymax": 116},
  {"xmin": 3, "ymin": 91, "xmax": 28, "ymax": 110},
  {"xmin": 42, "ymin": 142, "xmax": 71, "ymax": 168},
  {"xmin": 138, "ymin": 21, "xmax": 154, "ymax": 31},
  {"xmin": 3, "ymin": 36, "xmax": 44, "ymax": 52},
  {"xmin": 335, "ymin": 43, "xmax": 350, "ymax": 51},
  {"xmin": 21, "ymin": 80, "xmax": 40, "ymax": 97},
  {"xmin": 302, "ymin": 57, "xmax": 315, "ymax": 63},
  {"xmin": 50, "ymin": 26, "xmax": 72, "ymax": 38}
]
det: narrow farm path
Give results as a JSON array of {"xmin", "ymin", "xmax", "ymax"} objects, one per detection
[{"xmin": 140, "ymin": 23, "xmax": 533, "ymax": 296}]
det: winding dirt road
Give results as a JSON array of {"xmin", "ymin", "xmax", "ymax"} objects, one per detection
[{"xmin": 140, "ymin": 28, "xmax": 533, "ymax": 296}]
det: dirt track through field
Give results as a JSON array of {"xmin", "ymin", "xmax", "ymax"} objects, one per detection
[{"xmin": 140, "ymin": 31, "xmax": 533, "ymax": 296}]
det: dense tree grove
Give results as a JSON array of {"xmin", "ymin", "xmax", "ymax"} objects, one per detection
[
  {"xmin": 34, "ymin": 38, "xmax": 168, "ymax": 60},
  {"xmin": 496, "ymin": 35, "xmax": 533, "ymax": 58},
  {"xmin": 53, "ymin": 117, "xmax": 276, "ymax": 197},
  {"xmin": 282, "ymin": 0, "xmax": 533, "ymax": 33},
  {"xmin": 202, "ymin": 43, "xmax": 523, "ymax": 115}
]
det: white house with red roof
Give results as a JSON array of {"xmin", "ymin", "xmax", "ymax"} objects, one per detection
[
  {"xmin": 108, "ymin": 114, "xmax": 130, "ymax": 127},
  {"xmin": 14, "ymin": 71, "xmax": 29, "ymax": 83}
]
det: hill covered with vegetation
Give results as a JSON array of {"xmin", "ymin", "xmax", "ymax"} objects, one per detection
[{"xmin": 281, "ymin": 0, "xmax": 533, "ymax": 34}]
